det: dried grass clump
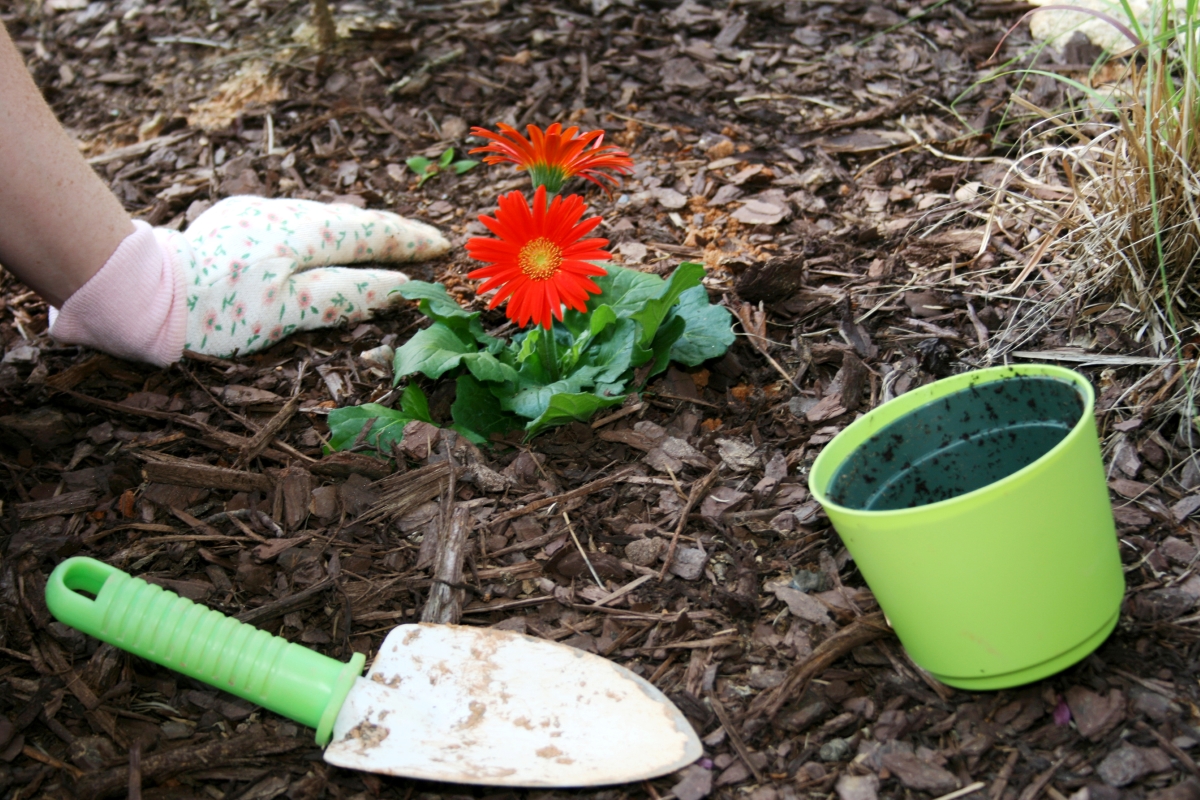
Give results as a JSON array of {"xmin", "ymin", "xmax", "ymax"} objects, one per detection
[
  {"xmin": 1068, "ymin": 60, "xmax": 1200, "ymax": 352},
  {"xmin": 990, "ymin": 23, "xmax": 1200, "ymax": 424}
]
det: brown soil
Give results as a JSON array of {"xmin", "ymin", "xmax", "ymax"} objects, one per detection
[{"xmin": 1, "ymin": 1, "xmax": 1198, "ymax": 799}]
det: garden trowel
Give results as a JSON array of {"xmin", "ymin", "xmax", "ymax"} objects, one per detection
[{"xmin": 45, "ymin": 557, "xmax": 702, "ymax": 786}]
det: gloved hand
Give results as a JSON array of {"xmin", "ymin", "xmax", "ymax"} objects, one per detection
[{"xmin": 49, "ymin": 196, "xmax": 450, "ymax": 366}]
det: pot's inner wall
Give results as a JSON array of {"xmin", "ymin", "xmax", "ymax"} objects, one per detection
[{"xmin": 828, "ymin": 376, "xmax": 1085, "ymax": 511}]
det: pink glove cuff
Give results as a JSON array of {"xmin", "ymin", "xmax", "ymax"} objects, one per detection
[{"xmin": 48, "ymin": 220, "xmax": 187, "ymax": 367}]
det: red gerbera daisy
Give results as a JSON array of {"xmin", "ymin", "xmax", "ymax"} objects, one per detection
[
  {"xmin": 469, "ymin": 123, "xmax": 634, "ymax": 195},
  {"xmin": 467, "ymin": 186, "xmax": 611, "ymax": 329}
]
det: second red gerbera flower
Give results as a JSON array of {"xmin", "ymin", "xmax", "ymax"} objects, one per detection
[
  {"xmin": 469, "ymin": 122, "xmax": 634, "ymax": 195},
  {"xmin": 466, "ymin": 186, "xmax": 611, "ymax": 330}
]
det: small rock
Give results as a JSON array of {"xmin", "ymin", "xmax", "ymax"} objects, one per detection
[
  {"xmin": 747, "ymin": 666, "xmax": 786, "ymax": 689},
  {"xmin": 399, "ymin": 420, "xmax": 442, "ymax": 460},
  {"xmin": 874, "ymin": 708, "xmax": 909, "ymax": 741},
  {"xmin": 1065, "ymin": 686, "xmax": 1125, "ymax": 740},
  {"xmin": 309, "ymin": 485, "xmax": 339, "ymax": 520},
  {"xmin": 733, "ymin": 198, "xmax": 788, "ymax": 225},
  {"xmin": 359, "ymin": 344, "xmax": 394, "ymax": 371},
  {"xmin": 1099, "ymin": 745, "xmax": 1171, "ymax": 787},
  {"xmin": 160, "ymin": 720, "xmax": 195, "ymax": 740},
  {"xmin": 654, "ymin": 187, "xmax": 688, "ymax": 209},
  {"xmin": 660, "ymin": 436, "xmax": 712, "ymax": 467},
  {"xmin": 700, "ymin": 487, "xmax": 748, "ymax": 522},
  {"xmin": 797, "ymin": 762, "xmax": 827, "ymax": 782},
  {"xmin": 0, "ymin": 407, "xmax": 74, "ymax": 448},
  {"xmin": 858, "ymin": 739, "xmax": 914, "ymax": 771},
  {"xmin": 646, "ymin": 446, "xmax": 685, "ymax": 474},
  {"xmin": 716, "ymin": 438, "xmax": 760, "ymax": 471},
  {"xmin": 616, "ymin": 241, "xmax": 648, "ymax": 264},
  {"xmin": 1130, "ymin": 588, "xmax": 1195, "ymax": 621},
  {"xmin": 820, "ymin": 737, "xmax": 852, "ymax": 762},
  {"xmin": 672, "ymin": 764, "xmax": 714, "ymax": 800},
  {"xmin": 790, "ymin": 569, "xmax": 828, "ymax": 593},
  {"xmin": 669, "ymin": 547, "xmax": 710, "ymax": 581},
  {"xmin": 770, "ymin": 583, "xmax": 833, "ymax": 626},
  {"xmin": 1070, "ymin": 786, "xmax": 1122, "ymax": 800},
  {"xmin": 1173, "ymin": 495, "xmax": 1200, "ymax": 523},
  {"xmin": 1130, "ymin": 686, "xmax": 1180, "ymax": 723},
  {"xmin": 778, "ymin": 699, "xmax": 829, "ymax": 733},
  {"xmin": 462, "ymin": 461, "xmax": 510, "ymax": 492},
  {"xmin": 662, "ymin": 57, "xmax": 711, "ymax": 90},
  {"xmin": 1, "ymin": 345, "xmax": 38, "ymax": 365},
  {"xmin": 1179, "ymin": 574, "xmax": 1200, "ymax": 599},
  {"xmin": 338, "ymin": 472, "xmax": 379, "ymax": 518},
  {"xmin": 716, "ymin": 759, "xmax": 750, "ymax": 787},
  {"xmin": 881, "ymin": 752, "xmax": 959, "ymax": 793},
  {"xmin": 1147, "ymin": 778, "xmax": 1200, "ymax": 800},
  {"xmin": 836, "ymin": 774, "xmax": 880, "ymax": 800},
  {"xmin": 625, "ymin": 537, "xmax": 664, "ymax": 567},
  {"xmin": 67, "ymin": 736, "xmax": 118, "ymax": 772},
  {"xmin": 710, "ymin": 184, "xmax": 744, "ymax": 206}
]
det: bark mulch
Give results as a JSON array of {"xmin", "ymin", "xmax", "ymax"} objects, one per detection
[{"xmin": 1, "ymin": 0, "xmax": 1199, "ymax": 799}]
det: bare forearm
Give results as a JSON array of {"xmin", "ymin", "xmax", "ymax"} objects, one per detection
[{"xmin": 0, "ymin": 21, "xmax": 133, "ymax": 307}]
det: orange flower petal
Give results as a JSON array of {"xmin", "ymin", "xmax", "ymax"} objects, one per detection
[{"xmin": 467, "ymin": 186, "xmax": 610, "ymax": 329}]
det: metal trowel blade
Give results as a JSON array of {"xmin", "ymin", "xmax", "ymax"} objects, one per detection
[{"xmin": 323, "ymin": 623, "xmax": 702, "ymax": 787}]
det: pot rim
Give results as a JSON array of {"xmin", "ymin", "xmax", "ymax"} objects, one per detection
[{"xmin": 808, "ymin": 363, "xmax": 1096, "ymax": 518}]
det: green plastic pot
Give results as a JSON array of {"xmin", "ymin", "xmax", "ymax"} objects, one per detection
[{"xmin": 808, "ymin": 364, "xmax": 1124, "ymax": 690}]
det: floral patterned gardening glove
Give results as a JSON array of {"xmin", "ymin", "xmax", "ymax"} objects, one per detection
[
  {"xmin": 49, "ymin": 196, "xmax": 449, "ymax": 366},
  {"xmin": 171, "ymin": 196, "xmax": 449, "ymax": 355}
]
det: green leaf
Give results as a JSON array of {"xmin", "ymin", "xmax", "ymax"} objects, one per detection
[
  {"xmin": 398, "ymin": 384, "xmax": 433, "ymax": 423},
  {"xmin": 525, "ymin": 392, "xmax": 626, "ymax": 437},
  {"xmin": 647, "ymin": 313, "xmax": 688, "ymax": 377},
  {"xmin": 501, "ymin": 366, "xmax": 604, "ymax": 420},
  {"xmin": 405, "ymin": 156, "xmax": 432, "ymax": 174},
  {"xmin": 562, "ymin": 304, "xmax": 617, "ymax": 373},
  {"xmin": 587, "ymin": 317, "xmax": 637, "ymax": 383},
  {"xmin": 451, "ymin": 374, "xmax": 521, "ymax": 441},
  {"xmin": 438, "ymin": 148, "xmax": 456, "ymax": 167},
  {"xmin": 397, "ymin": 281, "xmax": 473, "ymax": 319},
  {"xmin": 462, "ymin": 351, "xmax": 520, "ymax": 383},
  {"xmin": 515, "ymin": 328, "xmax": 540, "ymax": 364},
  {"xmin": 326, "ymin": 403, "xmax": 414, "ymax": 453},
  {"xmin": 581, "ymin": 265, "xmax": 664, "ymax": 319},
  {"xmin": 392, "ymin": 323, "xmax": 475, "ymax": 380},
  {"xmin": 631, "ymin": 262, "xmax": 704, "ymax": 348},
  {"xmin": 452, "ymin": 160, "xmax": 479, "ymax": 174},
  {"xmin": 670, "ymin": 285, "xmax": 736, "ymax": 366},
  {"xmin": 396, "ymin": 281, "xmax": 498, "ymax": 348},
  {"xmin": 589, "ymin": 304, "xmax": 618, "ymax": 337},
  {"xmin": 451, "ymin": 424, "xmax": 489, "ymax": 446}
]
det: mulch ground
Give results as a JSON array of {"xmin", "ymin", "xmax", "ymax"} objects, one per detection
[{"xmin": 2, "ymin": 0, "xmax": 1199, "ymax": 799}]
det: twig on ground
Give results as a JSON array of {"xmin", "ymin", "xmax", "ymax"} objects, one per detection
[
  {"xmin": 234, "ymin": 395, "xmax": 301, "ymax": 469},
  {"xmin": 735, "ymin": 302, "xmax": 804, "ymax": 390},
  {"xmin": 422, "ymin": 435, "xmax": 472, "ymax": 624},
  {"xmin": 564, "ymin": 511, "xmax": 605, "ymax": 588},
  {"xmin": 747, "ymin": 612, "xmax": 891, "ymax": 721},
  {"xmin": 989, "ymin": 750, "xmax": 1020, "ymax": 800},
  {"xmin": 659, "ymin": 466, "xmax": 721, "ymax": 581},
  {"xmin": 709, "ymin": 693, "xmax": 765, "ymax": 785},
  {"xmin": 488, "ymin": 467, "xmax": 635, "ymax": 528},
  {"xmin": 1135, "ymin": 720, "xmax": 1200, "ymax": 777}
]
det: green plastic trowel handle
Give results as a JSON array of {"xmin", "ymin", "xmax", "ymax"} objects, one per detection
[{"xmin": 45, "ymin": 557, "xmax": 365, "ymax": 746}]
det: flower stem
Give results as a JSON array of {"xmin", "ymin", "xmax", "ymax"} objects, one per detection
[{"xmin": 538, "ymin": 324, "xmax": 561, "ymax": 382}]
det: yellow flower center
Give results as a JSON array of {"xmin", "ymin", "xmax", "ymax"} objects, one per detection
[{"xmin": 518, "ymin": 237, "xmax": 563, "ymax": 281}]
